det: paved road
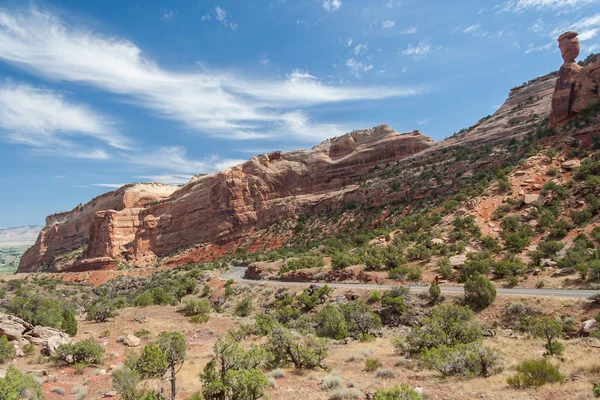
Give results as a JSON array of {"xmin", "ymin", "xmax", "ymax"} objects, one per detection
[{"xmin": 222, "ymin": 267, "xmax": 599, "ymax": 299}]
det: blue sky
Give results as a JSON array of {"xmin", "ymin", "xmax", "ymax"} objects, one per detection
[{"xmin": 1, "ymin": 0, "xmax": 599, "ymax": 227}]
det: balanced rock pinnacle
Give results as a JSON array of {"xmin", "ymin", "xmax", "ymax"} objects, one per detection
[{"xmin": 550, "ymin": 31, "xmax": 600, "ymax": 126}]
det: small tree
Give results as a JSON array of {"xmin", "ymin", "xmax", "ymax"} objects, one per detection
[
  {"xmin": 404, "ymin": 304, "xmax": 482, "ymax": 354},
  {"xmin": 314, "ymin": 304, "xmax": 348, "ymax": 340},
  {"xmin": 200, "ymin": 336, "xmax": 270, "ymax": 400},
  {"xmin": 86, "ymin": 298, "xmax": 116, "ymax": 323},
  {"xmin": 464, "ymin": 273, "xmax": 496, "ymax": 310},
  {"xmin": 265, "ymin": 326, "xmax": 328, "ymax": 370},
  {"xmin": 429, "ymin": 282, "xmax": 441, "ymax": 303},
  {"xmin": 112, "ymin": 367, "xmax": 141, "ymax": 400},
  {"xmin": 529, "ymin": 317, "xmax": 564, "ymax": 356},
  {"xmin": 340, "ymin": 301, "xmax": 382, "ymax": 339},
  {"xmin": 0, "ymin": 336, "xmax": 16, "ymax": 363},
  {"xmin": 157, "ymin": 332, "xmax": 187, "ymax": 400},
  {"xmin": 61, "ymin": 309, "xmax": 78, "ymax": 336},
  {"xmin": 52, "ymin": 338, "xmax": 104, "ymax": 366}
]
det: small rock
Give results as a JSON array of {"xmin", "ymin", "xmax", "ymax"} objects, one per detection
[
  {"xmin": 582, "ymin": 319, "xmax": 598, "ymax": 334},
  {"xmin": 103, "ymin": 391, "xmax": 118, "ymax": 398},
  {"xmin": 125, "ymin": 334, "xmax": 140, "ymax": 347}
]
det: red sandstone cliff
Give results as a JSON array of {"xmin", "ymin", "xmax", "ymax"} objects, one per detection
[{"xmin": 18, "ymin": 126, "xmax": 433, "ymax": 272}]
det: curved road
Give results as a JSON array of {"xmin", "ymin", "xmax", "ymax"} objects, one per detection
[{"xmin": 222, "ymin": 267, "xmax": 599, "ymax": 299}]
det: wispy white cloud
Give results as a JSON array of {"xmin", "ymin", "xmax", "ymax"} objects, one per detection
[
  {"xmin": 259, "ymin": 52, "xmax": 270, "ymax": 65},
  {"xmin": 463, "ymin": 23, "xmax": 480, "ymax": 33},
  {"xmin": 201, "ymin": 13, "xmax": 211, "ymax": 21},
  {"xmin": 524, "ymin": 41, "xmax": 553, "ymax": 53},
  {"xmin": 354, "ymin": 43, "xmax": 368, "ymax": 55},
  {"xmin": 401, "ymin": 39, "xmax": 431, "ymax": 59},
  {"xmin": 528, "ymin": 18, "xmax": 544, "ymax": 33},
  {"xmin": 125, "ymin": 146, "xmax": 244, "ymax": 175},
  {"xmin": 214, "ymin": 6, "xmax": 237, "ymax": 30},
  {"xmin": 400, "ymin": 26, "xmax": 417, "ymax": 35},
  {"xmin": 135, "ymin": 174, "xmax": 192, "ymax": 185},
  {"xmin": 346, "ymin": 58, "xmax": 373, "ymax": 76},
  {"xmin": 161, "ymin": 9, "xmax": 174, "ymax": 21},
  {"xmin": 416, "ymin": 119, "xmax": 429, "ymax": 125},
  {"xmin": 503, "ymin": 0, "xmax": 600, "ymax": 12},
  {"xmin": 381, "ymin": 20, "xmax": 395, "ymax": 29},
  {"xmin": 323, "ymin": 0, "xmax": 342, "ymax": 12},
  {"xmin": 0, "ymin": 8, "xmax": 424, "ymax": 144},
  {"xmin": 0, "ymin": 81, "xmax": 127, "ymax": 158},
  {"xmin": 579, "ymin": 28, "xmax": 599, "ymax": 41},
  {"xmin": 92, "ymin": 183, "xmax": 126, "ymax": 188},
  {"xmin": 550, "ymin": 13, "xmax": 600, "ymax": 37},
  {"xmin": 53, "ymin": 175, "xmax": 66, "ymax": 179}
]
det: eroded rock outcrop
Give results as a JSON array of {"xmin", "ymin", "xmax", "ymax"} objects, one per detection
[
  {"xmin": 551, "ymin": 31, "xmax": 600, "ymax": 126},
  {"xmin": 19, "ymin": 126, "xmax": 434, "ymax": 272}
]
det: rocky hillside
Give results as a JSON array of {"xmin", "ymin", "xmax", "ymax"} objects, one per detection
[{"xmin": 18, "ymin": 31, "xmax": 600, "ymax": 275}]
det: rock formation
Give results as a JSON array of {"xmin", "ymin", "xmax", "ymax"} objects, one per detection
[
  {"xmin": 551, "ymin": 31, "xmax": 600, "ymax": 126},
  {"xmin": 19, "ymin": 126, "xmax": 434, "ymax": 272}
]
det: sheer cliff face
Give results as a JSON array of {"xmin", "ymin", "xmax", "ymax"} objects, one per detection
[{"xmin": 18, "ymin": 126, "xmax": 434, "ymax": 272}]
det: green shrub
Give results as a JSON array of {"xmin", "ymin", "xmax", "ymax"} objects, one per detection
[
  {"xmin": 86, "ymin": 298, "xmax": 116, "ymax": 323},
  {"xmin": 404, "ymin": 304, "xmax": 482, "ymax": 354},
  {"xmin": 265, "ymin": 327, "xmax": 328, "ymax": 370},
  {"xmin": 373, "ymin": 384, "xmax": 423, "ymax": 400},
  {"xmin": 464, "ymin": 274, "xmax": 496, "ymax": 310},
  {"xmin": 323, "ymin": 375, "xmax": 342, "ymax": 390},
  {"xmin": 0, "ymin": 365, "xmax": 45, "ymax": 399},
  {"xmin": 134, "ymin": 292, "xmax": 154, "ymax": 307},
  {"xmin": 368, "ymin": 290, "xmax": 382, "ymax": 303},
  {"xmin": 365, "ymin": 358, "xmax": 382, "ymax": 372},
  {"xmin": 314, "ymin": 305, "xmax": 348, "ymax": 340},
  {"xmin": 507, "ymin": 359, "xmax": 564, "ymax": 388},
  {"xmin": 571, "ymin": 209, "xmax": 593, "ymax": 225},
  {"xmin": 421, "ymin": 344, "xmax": 501, "ymax": 377},
  {"xmin": 181, "ymin": 300, "xmax": 211, "ymax": 323},
  {"xmin": 0, "ymin": 336, "xmax": 15, "ymax": 363},
  {"xmin": 234, "ymin": 296, "xmax": 253, "ymax": 317},
  {"xmin": 437, "ymin": 257, "xmax": 454, "ymax": 280},
  {"xmin": 112, "ymin": 367, "xmax": 141, "ymax": 400},
  {"xmin": 331, "ymin": 252, "xmax": 360, "ymax": 270},
  {"xmin": 283, "ymin": 255, "xmax": 325, "ymax": 272},
  {"xmin": 6, "ymin": 294, "xmax": 68, "ymax": 329},
  {"xmin": 428, "ymin": 282, "xmax": 441, "ymax": 302},
  {"xmin": 61, "ymin": 309, "xmax": 78, "ymax": 336},
  {"xmin": 340, "ymin": 301, "xmax": 382, "ymax": 339},
  {"xmin": 52, "ymin": 338, "xmax": 104, "ymax": 366},
  {"xmin": 528, "ymin": 317, "xmax": 564, "ymax": 356}
]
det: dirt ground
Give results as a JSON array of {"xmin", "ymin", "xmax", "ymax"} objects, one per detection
[{"xmin": 6, "ymin": 282, "xmax": 600, "ymax": 400}]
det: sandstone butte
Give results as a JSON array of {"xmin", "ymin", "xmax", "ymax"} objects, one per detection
[
  {"xmin": 18, "ymin": 31, "xmax": 600, "ymax": 274},
  {"xmin": 19, "ymin": 126, "xmax": 433, "ymax": 273}
]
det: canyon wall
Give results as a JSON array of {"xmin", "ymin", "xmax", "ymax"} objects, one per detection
[{"xmin": 19, "ymin": 126, "xmax": 433, "ymax": 272}]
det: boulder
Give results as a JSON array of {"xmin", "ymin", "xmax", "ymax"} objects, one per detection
[
  {"xmin": 23, "ymin": 325, "xmax": 66, "ymax": 345},
  {"xmin": 449, "ymin": 254, "xmax": 467, "ymax": 267},
  {"xmin": 582, "ymin": 319, "xmax": 598, "ymax": 334},
  {"xmin": 45, "ymin": 334, "xmax": 72, "ymax": 355},
  {"xmin": 561, "ymin": 159, "xmax": 581, "ymax": 170},
  {"xmin": 125, "ymin": 334, "xmax": 140, "ymax": 347},
  {"xmin": 0, "ymin": 312, "xmax": 31, "ymax": 341},
  {"xmin": 522, "ymin": 194, "xmax": 541, "ymax": 205}
]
